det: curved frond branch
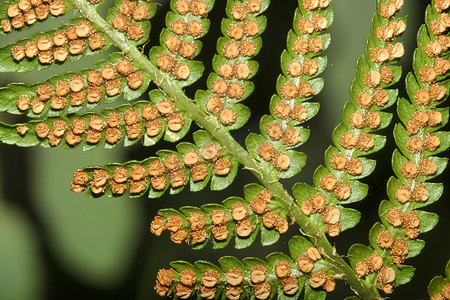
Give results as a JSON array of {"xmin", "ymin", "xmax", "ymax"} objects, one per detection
[
  {"xmin": 291, "ymin": 0, "xmax": 407, "ymax": 239},
  {"xmin": 349, "ymin": 0, "xmax": 450, "ymax": 296}
]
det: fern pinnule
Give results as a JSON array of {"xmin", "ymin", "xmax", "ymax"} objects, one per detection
[
  {"xmin": 245, "ymin": 0, "xmax": 332, "ymax": 181},
  {"xmin": 150, "ymin": 183, "xmax": 291, "ymax": 249},
  {"xmin": 193, "ymin": 0, "xmax": 269, "ymax": 130},
  {"xmin": 348, "ymin": 0, "xmax": 450, "ymax": 296},
  {"xmin": 154, "ymin": 235, "xmax": 340, "ymax": 299},
  {"xmin": 0, "ymin": 0, "xmax": 70, "ymax": 34},
  {"xmin": 149, "ymin": 0, "xmax": 214, "ymax": 85},
  {"xmin": 70, "ymin": 129, "xmax": 240, "ymax": 197},
  {"xmin": 291, "ymin": 0, "xmax": 406, "ymax": 239},
  {"xmin": 0, "ymin": 16, "xmax": 114, "ymax": 72}
]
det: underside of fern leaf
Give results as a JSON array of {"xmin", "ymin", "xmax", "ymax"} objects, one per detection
[{"xmin": 0, "ymin": 0, "xmax": 449, "ymax": 299}]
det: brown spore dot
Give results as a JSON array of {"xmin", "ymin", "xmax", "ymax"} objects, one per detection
[
  {"xmin": 172, "ymin": 64, "xmax": 190, "ymax": 80},
  {"xmin": 272, "ymin": 153, "xmax": 290, "ymax": 171},
  {"xmin": 35, "ymin": 122, "xmax": 50, "ymax": 138},
  {"xmin": 227, "ymin": 82, "xmax": 244, "ymax": 99},
  {"xmin": 187, "ymin": 20, "xmax": 204, "ymax": 37},
  {"xmin": 167, "ymin": 113, "xmax": 185, "ymax": 132},
  {"xmin": 320, "ymin": 174, "xmax": 337, "ymax": 192},
  {"xmin": 227, "ymin": 23, "xmax": 244, "ymax": 40},
  {"xmin": 346, "ymin": 158, "xmax": 363, "ymax": 176},
  {"xmin": 334, "ymin": 182, "xmax": 352, "ymax": 200},
  {"xmin": 244, "ymin": 20, "xmax": 259, "ymax": 37},
  {"xmin": 164, "ymin": 154, "xmax": 183, "ymax": 172},
  {"xmin": 257, "ymin": 142, "xmax": 276, "ymax": 162},
  {"xmin": 231, "ymin": 203, "xmax": 249, "ymax": 221},
  {"xmin": 395, "ymin": 185, "xmax": 411, "ymax": 203},
  {"xmin": 11, "ymin": 45, "xmax": 25, "ymax": 61},
  {"xmin": 145, "ymin": 119, "xmax": 162, "ymax": 137},
  {"xmin": 330, "ymin": 153, "xmax": 347, "ymax": 171},
  {"xmin": 357, "ymin": 132, "xmax": 374, "ymax": 151},
  {"xmin": 133, "ymin": 4, "xmax": 149, "ymax": 21},
  {"xmin": 340, "ymin": 132, "xmax": 357, "ymax": 149},
  {"xmin": 273, "ymin": 102, "xmax": 291, "ymax": 119},
  {"xmin": 357, "ymin": 91, "xmax": 373, "ymax": 109},
  {"xmin": 266, "ymin": 123, "xmax": 283, "ymax": 141},
  {"xmin": 219, "ymin": 108, "xmax": 237, "ymax": 126},
  {"xmin": 16, "ymin": 96, "xmax": 30, "ymax": 111},
  {"xmin": 281, "ymin": 277, "xmax": 298, "ymax": 295},
  {"xmin": 400, "ymin": 161, "xmax": 418, "ymax": 179},
  {"xmin": 179, "ymin": 41, "xmax": 197, "ymax": 59},
  {"xmin": 25, "ymin": 41, "xmax": 39, "ymax": 58},
  {"xmin": 156, "ymin": 53, "xmax": 175, "ymax": 72},
  {"xmin": 231, "ymin": 4, "xmax": 247, "ymax": 21},
  {"xmin": 214, "ymin": 157, "xmax": 232, "ymax": 175},
  {"xmin": 349, "ymin": 112, "xmax": 365, "ymax": 129},
  {"xmin": 218, "ymin": 62, "xmax": 234, "ymax": 79},
  {"xmin": 202, "ymin": 143, "xmax": 220, "ymax": 161}
]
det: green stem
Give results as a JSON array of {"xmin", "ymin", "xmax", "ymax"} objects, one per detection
[{"xmin": 69, "ymin": 1, "xmax": 377, "ymax": 299}]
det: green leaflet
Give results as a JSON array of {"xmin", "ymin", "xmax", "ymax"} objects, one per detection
[
  {"xmin": 151, "ymin": 184, "xmax": 292, "ymax": 250},
  {"xmin": 0, "ymin": 17, "xmax": 114, "ymax": 73}
]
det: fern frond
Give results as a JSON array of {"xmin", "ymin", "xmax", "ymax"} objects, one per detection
[
  {"xmin": 0, "ymin": 16, "xmax": 113, "ymax": 72},
  {"xmin": 70, "ymin": 130, "xmax": 241, "ymax": 196},
  {"xmin": 192, "ymin": 0, "xmax": 269, "ymax": 130},
  {"xmin": 0, "ymin": 0, "xmax": 72, "ymax": 35},
  {"xmin": 0, "ymin": 52, "xmax": 148, "ymax": 119},
  {"xmin": 155, "ymin": 236, "xmax": 340, "ymax": 299},
  {"xmin": 150, "ymin": 183, "xmax": 291, "ymax": 249},
  {"xmin": 291, "ymin": 0, "xmax": 406, "ymax": 237},
  {"xmin": 149, "ymin": 0, "xmax": 215, "ymax": 87},
  {"xmin": 245, "ymin": 0, "xmax": 332, "ymax": 180},
  {"xmin": 348, "ymin": 0, "xmax": 450, "ymax": 296},
  {"xmin": 106, "ymin": 0, "xmax": 156, "ymax": 45}
]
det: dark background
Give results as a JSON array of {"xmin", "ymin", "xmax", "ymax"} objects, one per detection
[{"xmin": 1, "ymin": 1, "xmax": 448, "ymax": 299}]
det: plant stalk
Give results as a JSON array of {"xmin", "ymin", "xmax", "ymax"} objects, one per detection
[{"xmin": 70, "ymin": 1, "xmax": 378, "ymax": 299}]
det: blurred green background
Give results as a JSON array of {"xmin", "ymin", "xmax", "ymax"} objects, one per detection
[{"xmin": 1, "ymin": 1, "xmax": 449, "ymax": 299}]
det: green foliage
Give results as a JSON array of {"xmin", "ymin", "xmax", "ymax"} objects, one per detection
[{"xmin": 0, "ymin": 0, "xmax": 449, "ymax": 299}]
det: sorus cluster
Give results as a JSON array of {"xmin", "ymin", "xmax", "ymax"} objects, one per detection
[
  {"xmin": 10, "ymin": 19, "xmax": 106, "ymax": 65},
  {"xmin": 150, "ymin": 188, "xmax": 289, "ymax": 249},
  {"xmin": 14, "ymin": 58, "xmax": 142, "ymax": 116},
  {"xmin": 1, "ymin": 0, "xmax": 66, "ymax": 33},
  {"xmin": 154, "ymin": 252, "xmax": 336, "ymax": 299},
  {"xmin": 201, "ymin": 0, "xmax": 264, "ymax": 128},
  {"xmin": 155, "ymin": 0, "xmax": 211, "ymax": 82},
  {"xmin": 111, "ymin": 0, "xmax": 155, "ymax": 41},
  {"xmin": 71, "ymin": 143, "xmax": 234, "ymax": 195}
]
